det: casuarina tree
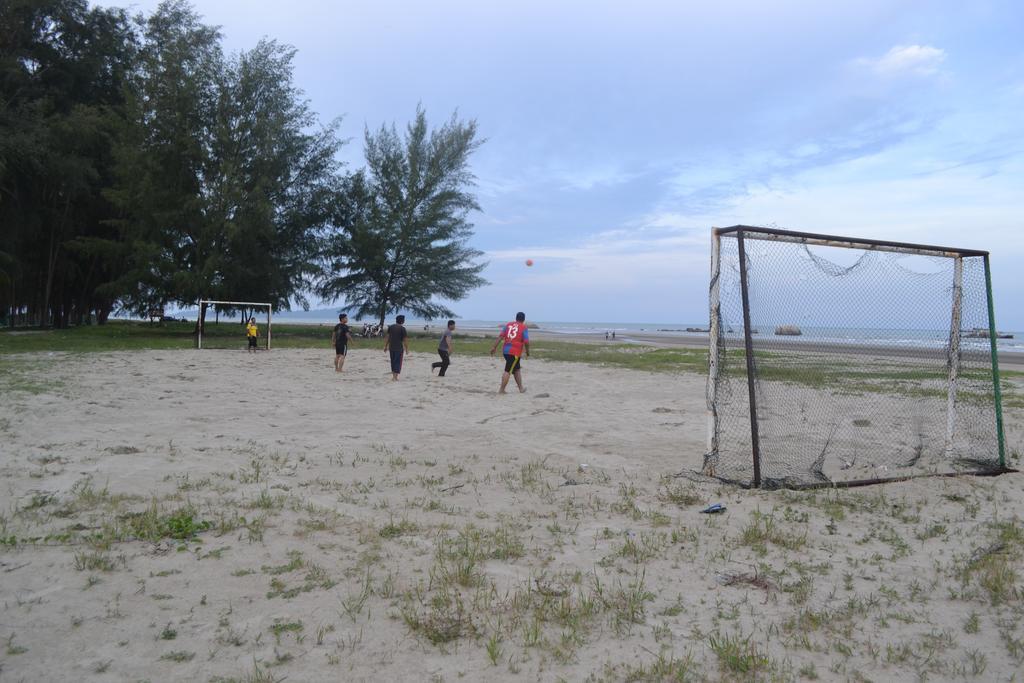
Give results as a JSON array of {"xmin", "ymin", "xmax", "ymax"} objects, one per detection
[
  {"xmin": 318, "ymin": 107, "xmax": 487, "ymax": 327},
  {"xmin": 105, "ymin": 0, "xmax": 344, "ymax": 334},
  {"xmin": 0, "ymin": 0, "xmax": 135, "ymax": 327}
]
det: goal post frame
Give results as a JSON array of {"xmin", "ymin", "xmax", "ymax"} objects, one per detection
[
  {"xmin": 983, "ymin": 255, "xmax": 1007, "ymax": 468},
  {"xmin": 735, "ymin": 229, "xmax": 763, "ymax": 488},
  {"xmin": 197, "ymin": 299, "xmax": 273, "ymax": 350},
  {"xmin": 708, "ymin": 225, "xmax": 1007, "ymax": 488},
  {"xmin": 713, "ymin": 225, "xmax": 989, "ymax": 258}
]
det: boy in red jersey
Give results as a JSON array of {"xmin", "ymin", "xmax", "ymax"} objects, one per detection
[{"xmin": 489, "ymin": 312, "xmax": 530, "ymax": 394}]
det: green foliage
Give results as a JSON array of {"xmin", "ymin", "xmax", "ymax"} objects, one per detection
[
  {"xmin": 107, "ymin": 1, "xmax": 345, "ymax": 320},
  {"xmin": 0, "ymin": 0, "xmax": 135, "ymax": 327},
  {"xmin": 2, "ymin": 0, "xmax": 345, "ymax": 329},
  {"xmin": 318, "ymin": 106, "xmax": 487, "ymax": 326}
]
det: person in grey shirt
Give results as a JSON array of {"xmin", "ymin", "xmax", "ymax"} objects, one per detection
[{"xmin": 432, "ymin": 320, "xmax": 455, "ymax": 376}]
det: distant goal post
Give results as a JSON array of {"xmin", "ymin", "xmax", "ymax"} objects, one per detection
[
  {"xmin": 706, "ymin": 225, "xmax": 1008, "ymax": 489},
  {"xmin": 197, "ymin": 300, "xmax": 273, "ymax": 350}
]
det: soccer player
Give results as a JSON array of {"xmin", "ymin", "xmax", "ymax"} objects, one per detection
[
  {"xmin": 489, "ymin": 312, "xmax": 529, "ymax": 394},
  {"xmin": 246, "ymin": 317, "xmax": 259, "ymax": 353},
  {"xmin": 383, "ymin": 314, "xmax": 409, "ymax": 381},
  {"xmin": 432, "ymin": 320, "xmax": 455, "ymax": 376},
  {"xmin": 332, "ymin": 313, "xmax": 352, "ymax": 372}
]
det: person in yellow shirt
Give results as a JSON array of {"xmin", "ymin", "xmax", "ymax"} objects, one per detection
[{"xmin": 246, "ymin": 317, "xmax": 259, "ymax": 353}]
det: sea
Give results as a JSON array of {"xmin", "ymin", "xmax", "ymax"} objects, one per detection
[{"xmin": 170, "ymin": 308, "xmax": 1024, "ymax": 354}]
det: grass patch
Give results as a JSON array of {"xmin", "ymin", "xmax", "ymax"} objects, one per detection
[
  {"xmin": 269, "ymin": 619, "xmax": 303, "ymax": 643},
  {"xmin": 658, "ymin": 481, "xmax": 702, "ymax": 507},
  {"xmin": 738, "ymin": 511, "xmax": 807, "ymax": 554},
  {"xmin": 73, "ymin": 549, "xmax": 115, "ymax": 572},
  {"xmin": 0, "ymin": 358, "xmax": 63, "ymax": 394},
  {"xmin": 379, "ymin": 517, "xmax": 419, "ymax": 539},
  {"xmin": 159, "ymin": 650, "xmax": 195, "ymax": 662},
  {"xmin": 402, "ymin": 588, "xmax": 475, "ymax": 645},
  {"xmin": 620, "ymin": 651, "xmax": 699, "ymax": 682},
  {"xmin": 121, "ymin": 502, "xmax": 212, "ymax": 542},
  {"xmin": 531, "ymin": 342, "xmax": 707, "ymax": 373},
  {"xmin": 432, "ymin": 523, "xmax": 526, "ymax": 588},
  {"xmin": 262, "ymin": 550, "xmax": 304, "ymax": 576},
  {"xmin": 955, "ymin": 518, "xmax": 1024, "ymax": 605},
  {"xmin": 708, "ymin": 631, "xmax": 771, "ymax": 676},
  {"xmin": 210, "ymin": 662, "xmax": 284, "ymax": 683},
  {"xmin": 5, "ymin": 634, "xmax": 28, "ymax": 655}
]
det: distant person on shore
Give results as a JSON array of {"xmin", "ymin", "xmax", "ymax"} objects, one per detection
[
  {"xmin": 384, "ymin": 314, "xmax": 409, "ymax": 381},
  {"xmin": 489, "ymin": 312, "xmax": 529, "ymax": 394},
  {"xmin": 611, "ymin": 331, "xmax": 616, "ymax": 340},
  {"xmin": 332, "ymin": 313, "xmax": 352, "ymax": 372},
  {"xmin": 432, "ymin": 320, "xmax": 455, "ymax": 376},
  {"xmin": 246, "ymin": 317, "xmax": 259, "ymax": 353}
]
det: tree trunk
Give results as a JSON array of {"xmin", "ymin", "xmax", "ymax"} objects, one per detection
[
  {"xmin": 97, "ymin": 300, "xmax": 111, "ymax": 324},
  {"xmin": 41, "ymin": 195, "xmax": 72, "ymax": 329},
  {"xmin": 194, "ymin": 301, "xmax": 208, "ymax": 337},
  {"xmin": 41, "ymin": 224, "xmax": 58, "ymax": 328}
]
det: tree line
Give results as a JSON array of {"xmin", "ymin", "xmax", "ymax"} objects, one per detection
[{"xmin": 0, "ymin": 0, "xmax": 486, "ymax": 330}]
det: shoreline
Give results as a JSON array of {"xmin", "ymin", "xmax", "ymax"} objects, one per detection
[
  {"xmin": 532, "ymin": 329, "xmax": 1024, "ymax": 368},
  {"xmin": 9, "ymin": 319, "xmax": 1023, "ymax": 368}
]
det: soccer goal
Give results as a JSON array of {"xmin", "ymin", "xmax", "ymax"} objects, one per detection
[
  {"xmin": 197, "ymin": 300, "xmax": 272, "ymax": 350},
  {"xmin": 705, "ymin": 226, "xmax": 1008, "ymax": 489}
]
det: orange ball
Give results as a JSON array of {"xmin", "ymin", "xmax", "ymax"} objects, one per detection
[{"xmin": 525, "ymin": 259, "xmax": 534, "ymax": 267}]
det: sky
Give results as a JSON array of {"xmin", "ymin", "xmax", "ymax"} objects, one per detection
[{"xmin": 105, "ymin": 0, "xmax": 1024, "ymax": 326}]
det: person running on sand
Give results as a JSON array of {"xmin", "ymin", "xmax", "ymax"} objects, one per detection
[
  {"xmin": 432, "ymin": 320, "xmax": 455, "ymax": 376},
  {"xmin": 489, "ymin": 312, "xmax": 529, "ymax": 394},
  {"xmin": 331, "ymin": 313, "xmax": 352, "ymax": 372},
  {"xmin": 246, "ymin": 317, "xmax": 259, "ymax": 353},
  {"xmin": 383, "ymin": 314, "xmax": 410, "ymax": 381}
]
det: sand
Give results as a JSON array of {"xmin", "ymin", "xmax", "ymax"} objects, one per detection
[{"xmin": 0, "ymin": 348, "xmax": 1021, "ymax": 681}]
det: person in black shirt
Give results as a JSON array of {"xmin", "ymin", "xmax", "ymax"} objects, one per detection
[
  {"xmin": 383, "ymin": 314, "xmax": 409, "ymax": 381},
  {"xmin": 331, "ymin": 313, "xmax": 352, "ymax": 372}
]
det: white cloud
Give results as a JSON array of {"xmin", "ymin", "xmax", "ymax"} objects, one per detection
[
  {"xmin": 488, "ymin": 226, "xmax": 696, "ymax": 265},
  {"xmin": 556, "ymin": 165, "xmax": 639, "ymax": 192},
  {"xmin": 857, "ymin": 45, "xmax": 946, "ymax": 78}
]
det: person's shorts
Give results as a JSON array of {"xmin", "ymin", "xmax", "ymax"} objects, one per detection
[
  {"xmin": 248, "ymin": 336, "xmax": 257, "ymax": 348},
  {"xmin": 389, "ymin": 347, "xmax": 404, "ymax": 373},
  {"xmin": 335, "ymin": 344, "xmax": 347, "ymax": 356},
  {"xmin": 503, "ymin": 353, "xmax": 522, "ymax": 373}
]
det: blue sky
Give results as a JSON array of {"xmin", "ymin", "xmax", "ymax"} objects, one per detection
[{"xmin": 107, "ymin": 0, "xmax": 1024, "ymax": 326}]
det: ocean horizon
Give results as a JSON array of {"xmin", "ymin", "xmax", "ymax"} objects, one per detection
[{"xmin": 164, "ymin": 307, "xmax": 1024, "ymax": 353}]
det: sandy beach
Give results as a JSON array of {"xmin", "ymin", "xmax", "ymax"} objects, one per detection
[{"xmin": 0, "ymin": 348, "xmax": 1022, "ymax": 681}]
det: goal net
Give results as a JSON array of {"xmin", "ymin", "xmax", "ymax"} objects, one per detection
[
  {"xmin": 706, "ymin": 226, "xmax": 1007, "ymax": 489},
  {"xmin": 197, "ymin": 300, "xmax": 272, "ymax": 350}
]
